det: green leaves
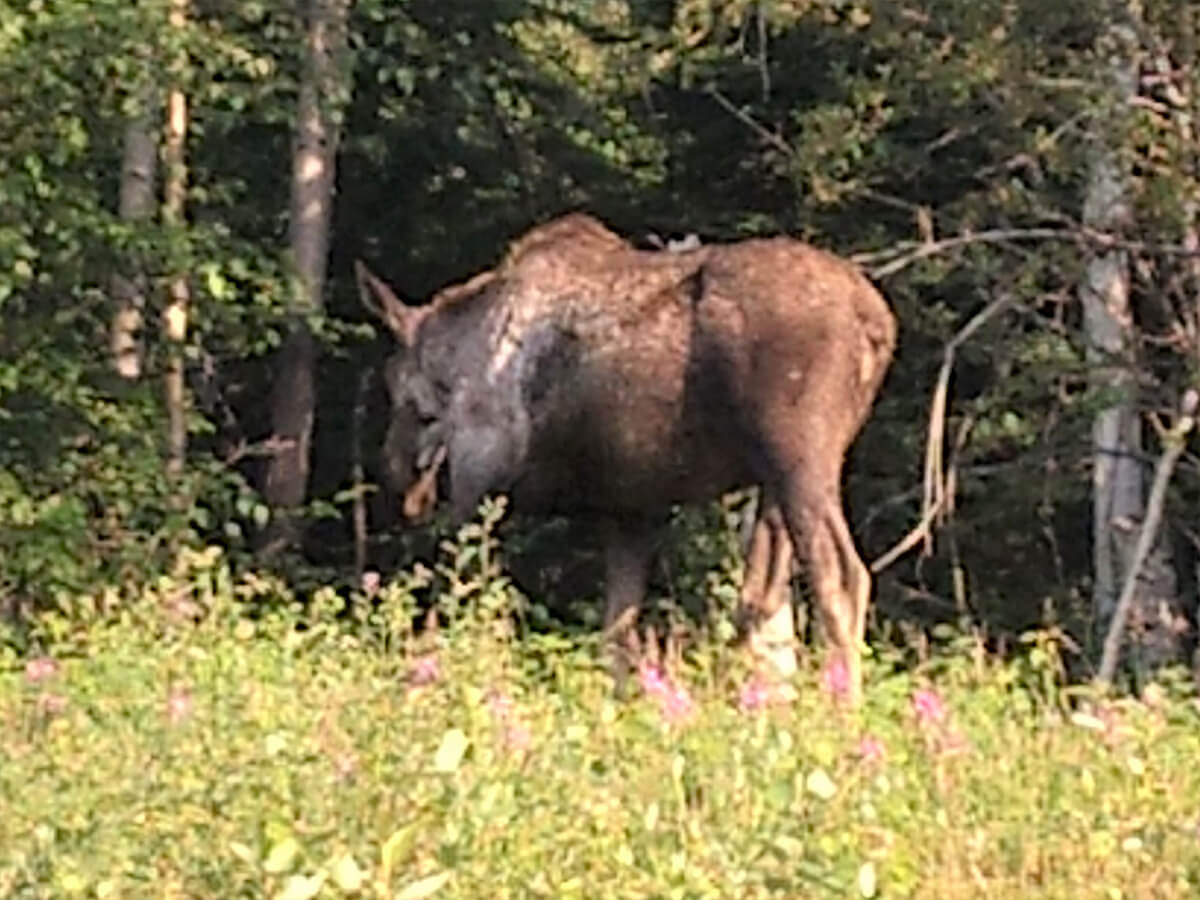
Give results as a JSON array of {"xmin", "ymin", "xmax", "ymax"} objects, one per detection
[
  {"xmin": 263, "ymin": 836, "xmax": 302, "ymax": 874},
  {"xmin": 432, "ymin": 728, "xmax": 469, "ymax": 773},
  {"xmin": 275, "ymin": 872, "xmax": 326, "ymax": 900},
  {"xmin": 394, "ymin": 872, "xmax": 452, "ymax": 900},
  {"xmin": 380, "ymin": 825, "xmax": 419, "ymax": 886},
  {"xmin": 328, "ymin": 853, "xmax": 367, "ymax": 892}
]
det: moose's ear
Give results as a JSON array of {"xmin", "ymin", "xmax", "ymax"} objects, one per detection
[{"xmin": 355, "ymin": 260, "xmax": 426, "ymax": 347}]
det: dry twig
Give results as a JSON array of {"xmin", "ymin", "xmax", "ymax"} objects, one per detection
[{"xmin": 869, "ymin": 294, "xmax": 1014, "ymax": 574}]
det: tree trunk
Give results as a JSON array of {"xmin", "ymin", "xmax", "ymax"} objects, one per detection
[
  {"xmin": 351, "ymin": 366, "xmax": 372, "ymax": 580},
  {"xmin": 1082, "ymin": 13, "xmax": 1181, "ymax": 676},
  {"xmin": 262, "ymin": 0, "xmax": 351, "ymax": 555},
  {"xmin": 1174, "ymin": 4, "xmax": 1200, "ymax": 680},
  {"xmin": 163, "ymin": 0, "xmax": 191, "ymax": 492},
  {"xmin": 110, "ymin": 92, "xmax": 158, "ymax": 380}
]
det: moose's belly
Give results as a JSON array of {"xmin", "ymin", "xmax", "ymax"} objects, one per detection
[
  {"xmin": 508, "ymin": 391, "xmax": 755, "ymax": 518},
  {"xmin": 501, "ymin": 319, "xmax": 762, "ymax": 517}
]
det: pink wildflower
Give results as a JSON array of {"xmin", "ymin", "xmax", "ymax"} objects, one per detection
[
  {"xmin": 661, "ymin": 682, "xmax": 695, "ymax": 723},
  {"xmin": 821, "ymin": 657, "xmax": 850, "ymax": 702},
  {"xmin": 332, "ymin": 751, "xmax": 358, "ymax": 781},
  {"xmin": 637, "ymin": 661, "xmax": 668, "ymax": 696},
  {"xmin": 637, "ymin": 661, "xmax": 694, "ymax": 724},
  {"xmin": 24, "ymin": 656, "xmax": 58, "ymax": 684},
  {"xmin": 487, "ymin": 690, "xmax": 515, "ymax": 720},
  {"xmin": 166, "ymin": 684, "xmax": 192, "ymax": 725},
  {"xmin": 488, "ymin": 689, "xmax": 532, "ymax": 755},
  {"xmin": 407, "ymin": 654, "xmax": 440, "ymax": 687},
  {"xmin": 738, "ymin": 675, "xmax": 771, "ymax": 713},
  {"xmin": 911, "ymin": 688, "xmax": 947, "ymax": 726},
  {"xmin": 857, "ymin": 734, "xmax": 887, "ymax": 764},
  {"xmin": 501, "ymin": 721, "xmax": 532, "ymax": 753},
  {"xmin": 360, "ymin": 570, "xmax": 381, "ymax": 598}
]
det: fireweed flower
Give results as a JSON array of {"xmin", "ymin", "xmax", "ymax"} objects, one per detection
[
  {"xmin": 909, "ymin": 686, "xmax": 970, "ymax": 759},
  {"xmin": 661, "ymin": 682, "xmax": 695, "ymax": 723},
  {"xmin": 166, "ymin": 684, "xmax": 193, "ymax": 725},
  {"xmin": 737, "ymin": 671, "xmax": 795, "ymax": 713},
  {"xmin": 911, "ymin": 688, "xmax": 947, "ymax": 727},
  {"xmin": 407, "ymin": 654, "xmax": 440, "ymax": 687},
  {"xmin": 821, "ymin": 657, "xmax": 850, "ymax": 702},
  {"xmin": 487, "ymin": 690, "xmax": 515, "ymax": 720},
  {"xmin": 501, "ymin": 720, "xmax": 532, "ymax": 753},
  {"xmin": 738, "ymin": 675, "xmax": 771, "ymax": 713},
  {"xmin": 637, "ymin": 661, "xmax": 668, "ymax": 697},
  {"xmin": 24, "ymin": 657, "xmax": 58, "ymax": 684},
  {"xmin": 360, "ymin": 570, "xmax": 381, "ymax": 598},
  {"xmin": 488, "ymin": 690, "xmax": 532, "ymax": 754},
  {"xmin": 638, "ymin": 661, "xmax": 694, "ymax": 724},
  {"xmin": 857, "ymin": 734, "xmax": 886, "ymax": 764}
]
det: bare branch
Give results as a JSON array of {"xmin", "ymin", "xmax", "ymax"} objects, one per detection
[
  {"xmin": 705, "ymin": 86, "xmax": 794, "ymax": 158},
  {"xmin": 870, "ymin": 294, "xmax": 1015, "ymax": 574},
  {"xmin": 856, "ymin": 228, "xmax": 1072, "ymax": 278},
  {"xmin": 223, "ymin": 435, "xmax": 296, "ymax": 466},
  {"xmin": 1096, "ymin": 389, "xmax": 1198, "ymax": 686},
  {"xmin": 853, "ymin": 225, "xmax": 1200, "ymax": 280},
  {"xmin": 861, "ymin": 458, "xmax": 1054, "ymax": 533},
  {"xmin": 870, "ymin": 497, "xmax": 942, "ymax": 575}
]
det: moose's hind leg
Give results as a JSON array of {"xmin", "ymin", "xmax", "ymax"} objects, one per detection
[
  {"xmin": 735, "ymin": 491, "xmax": 798, "ymax": 678},
  {"xmin": 775, "ymin": 465, "xmax": 871, "ymax": 707}
]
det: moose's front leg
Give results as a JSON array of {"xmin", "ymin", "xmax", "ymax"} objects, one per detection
[{"xmin": 602, "ymin": 518, "xmax": 661, "ymax": 695}]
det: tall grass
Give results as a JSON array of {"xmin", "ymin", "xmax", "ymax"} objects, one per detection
[{"xmin": 3, "ymin": 513, "xmax": 1199, "ymax": 899}]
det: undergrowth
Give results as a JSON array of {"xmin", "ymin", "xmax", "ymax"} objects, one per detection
[{"xmin": 3, "ymin": 504, "xmax": 1200, "ymax": 899}]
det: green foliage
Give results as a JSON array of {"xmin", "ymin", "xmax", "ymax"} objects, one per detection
[
  {"xmin": 0, "ymin": 0, "xmax": 294, "ymax": 617},
  {"xmin": 4, "ymin": 545, "xmax": 1200, "ymax": 898}
]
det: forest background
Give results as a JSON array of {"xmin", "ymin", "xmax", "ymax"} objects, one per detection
[{"xmin": 4, "ymin": 0, "xmax": 1200, "ymax": 686}]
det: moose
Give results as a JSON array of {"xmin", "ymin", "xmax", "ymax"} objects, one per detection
[{"xmin": 357, "ymin": 213, "xmax": 896, "ymax": 705}]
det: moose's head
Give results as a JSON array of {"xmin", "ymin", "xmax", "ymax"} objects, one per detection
[
  {"xmin": 355, "ymin": 261, "xmax": 506, "ymax": 524},
  {"xmin": 355, "ymin": 261, "xmax": 448, "ymax": 522}
]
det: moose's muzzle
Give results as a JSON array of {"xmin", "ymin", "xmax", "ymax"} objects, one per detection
[{"xmin": 401, "ymin": 440, "xmax": 447, "ymax": 522}]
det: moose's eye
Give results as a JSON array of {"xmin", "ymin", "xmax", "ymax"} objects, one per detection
[{"xmin": 405, "ymin": 374, "xmax": 443, "ymax": 422}]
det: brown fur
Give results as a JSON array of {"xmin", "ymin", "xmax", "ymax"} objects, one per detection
[{"xmin": 361, "ymin": 213, "xmax": 897, "ymax": 703}]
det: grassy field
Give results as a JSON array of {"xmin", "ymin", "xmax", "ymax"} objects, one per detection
[{"xmin": 4, "ymin": 544, "xmax": 1200, "ymax": 899}]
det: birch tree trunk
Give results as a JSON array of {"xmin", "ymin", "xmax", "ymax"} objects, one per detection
[
  {"xmin": 110, "ymin": 91, "xmax": 158, "ymax": 380},
  {"xmin": 163, "ymin": 0, "xmax": 191, "ymax": 491},
  {"xmin": 1083, "ymin": 11, "xmax": 1181, "ymax": 676},
  {"xmin": 262, "ymin": 0, "xmax": 351, "ymax": 554}
]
